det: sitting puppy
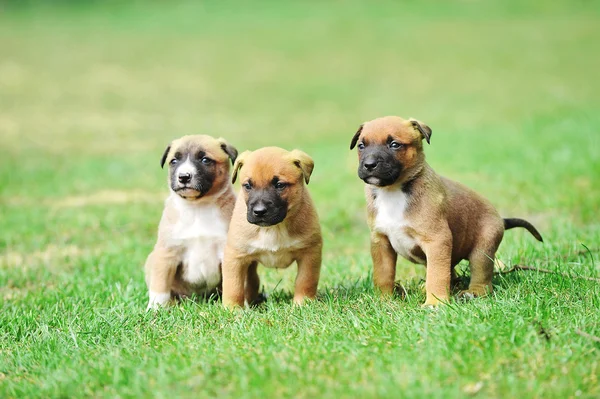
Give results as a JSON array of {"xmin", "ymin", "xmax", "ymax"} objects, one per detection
[
  {"xmin": 145, "ymin": 135, "xmax": 237, "ymax": 309},
  {"xmin": 350, "ymin": 116, "xmax": 543, "ymax": 306},
  {"xmin": 221, "ymin": 147, "xmax": 322, "ymax": 308}
]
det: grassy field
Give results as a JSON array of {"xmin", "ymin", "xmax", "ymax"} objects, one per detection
[{"xmin": 1, "ymin": 1, "xmax": 599, "ymax": 398}]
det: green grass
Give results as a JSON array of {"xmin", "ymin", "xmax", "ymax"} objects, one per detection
[{"xmin": 1, "ymin": 1, "xmax": 599, "ymax": 398}]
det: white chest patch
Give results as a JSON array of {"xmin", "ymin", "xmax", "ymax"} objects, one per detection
[
  {"xmin": 168, "ymin": 195, "xmax": 228, "ymax": 290},
  {"xmin": 373, "ymin": 188, "xmax": 425, "ymax": 264},
  {"xmin": 247, "ymin": 225, "xmax": 303, "ymax": 268}
]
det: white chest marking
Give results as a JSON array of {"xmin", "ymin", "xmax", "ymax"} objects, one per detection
[
  {"xmin": 247, "ymin": 225, "xmax": 303, "ymax": 268},
  {"xmin": 168, "ymin": 195, "xmax": 228, "ymax": 289},
  {"xmin": 373, "ymin": 189, "xmax": 424, "ymax": 264}
]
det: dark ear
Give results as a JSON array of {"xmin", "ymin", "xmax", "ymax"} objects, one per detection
[
  {"xmin": 409, "ymin": 118, "xmax": 432, "ymax": 144},
  {"xmin": 350, "ymin": 124, "xmax": 364, "ymax": 150},
  {"xmin": 160, "ymin": 144, "xmax": 171, "ymax": 169},
  {"xmin": 231, "ymin": 151, "xmax": 250, "ymax": 183},
  {"xmin": 217, "ymin": 138, "xmax": 238, "ymax": 165}
]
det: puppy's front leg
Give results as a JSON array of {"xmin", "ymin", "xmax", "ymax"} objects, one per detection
[
  {"xmin": 245, "ymin": 261, "xmax": 260, "ymax": 305},
  {"xmin": 371, "ymin": 233, "xmax": 398, "ymax": 296},
  {"xmin": 222, "ymin": 246, "xmax": 249, "ymax": 308},
  {"xmin": 422, "ymin": 233, "xmax": 453, "ymax": 306},
  {"xmin": 293, "ymin": 245, "xmax": 322, "ymax": 305},
  {"xmin": 145, "ymin": 248, "xmax": 178, "ymax": 309}
]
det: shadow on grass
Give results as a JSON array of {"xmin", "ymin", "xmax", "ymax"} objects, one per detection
[
  {"xmin": 172, "ymin": 263, "xmax": 534, "ymax": 311},
  {"xmin": 253, "ymin": 275, "xmax": 428, "ymax": 308}
]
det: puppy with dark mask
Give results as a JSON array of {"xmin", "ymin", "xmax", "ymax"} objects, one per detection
[
  {"xmin": 221, "ymin": 147, "xmax": 322, "ymax": 308},
  {"xmin": 351, "ymin": 116, "xmax": 543, "ymax": 306},
  {"xmin": 145, "ymin": 135, "xmax": 237, "ymax": 309}
]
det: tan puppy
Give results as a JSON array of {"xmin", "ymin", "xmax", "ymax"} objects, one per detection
[
  {"xmin": 221, "ymin": 147, "xmax": 322, "ymax": 308},
  {"xmin": 145, "ymin": 135, "xmax": 237, "ymax": 309},
  {"xmin": 350, "ymin": 116, "xmax": 543, "ymax": 306}
]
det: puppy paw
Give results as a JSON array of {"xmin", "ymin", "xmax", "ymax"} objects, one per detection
[
  {"xmin": 457, "ymin": 291, "xmax": 476, "ymax": 301},
  {"xmin": 147, "ymin": 291, "xmax": 171, "ymax": 310},
  {"xmin": 293, "ymin": 295, "xmax": 316, "ymax": 306},
  {"xmin": 223, "ymin": 298, "xmax": 245, "ymax": 310},
  {"xmin": 459, "ymin": 285, "xmax": 492, "ymax": 299},
  {"xmin": 421, "ymin": 294, "xmax": 448, "ymax": 307}
]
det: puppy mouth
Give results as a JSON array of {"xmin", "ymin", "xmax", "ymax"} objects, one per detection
[
  {"xmin": 364, "ymin": 176, "xmax": 383, "ymax": 186},
  {"xmin": 251, "ymin": 220, "xmax": 280, "ymax": 227},
  {"xmin": 174, "ymin": 187, "xmax": 203, "ymax": 199},
  {"xmin": 360, "ymin": 173, "xmax": 399, "ymax": 187},
  {"xmin": 358, "ymin": 165, "xmax": 401, "ymax": 187},
  {"xmin": 247, "ymin": 216, "xmax": 285, "ymax": 227},
  {"xmin": 247, "ymin": 211, "xmax": 287, "ymax": 227}
]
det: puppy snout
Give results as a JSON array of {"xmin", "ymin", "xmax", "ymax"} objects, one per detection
[
  {"xmin": 363, "ymin": 156, "xmax": 378, "ymax": 171},
  {"xmin": 178, "ymin": 173, "xmax": 192, "ymax": 184},
  {"xmin": 252, "ymin": 204, "xmax": 268, "ymax": 217},
  {"xmin": 247, "ymin": 195, "xmax": 286, "ymax": 226}
]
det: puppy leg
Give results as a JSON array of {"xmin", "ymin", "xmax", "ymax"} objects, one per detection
[
  {"xmin": 222, "ymin": 246, "xmax": 249, "ymax": 308},
  {"xmin": 371, "ymin": 234, "xmax": 397, "ymax": 296},
  {"xmin": 464, "ymin": 226, "xmax": 503, "ymax": 297},
  {"xmin": 293, "ymin": 246, "xmax": 322, "ymax": 305},
  {"xmin": 245, "ymin": 261, "xmax": 261, "ymax": 305},
  {"xmin": 422, "ymin": 234, "xmax": 453, "ymax": 306},
  {"xmin": 145, "ymin": 248, "xmax": 178, "ymax": 309}
]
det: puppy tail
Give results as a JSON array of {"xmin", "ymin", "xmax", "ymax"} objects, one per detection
[{"xmin": 503, "ymin": 218, "xmax": 544, "ymax": 242}]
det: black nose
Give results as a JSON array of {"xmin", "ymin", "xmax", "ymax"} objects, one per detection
[
  {"xmin": 252, "ymin": 204, "xmax": 268, "ymax": 217},
  {"xmin": 178, "ymin": 173, "xmax": 191, "ymax": 184},
  {"xmin": 363, "ymin": 157, "xmax": 378, "ymax": 171}
]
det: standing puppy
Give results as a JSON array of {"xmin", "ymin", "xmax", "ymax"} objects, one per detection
[
  {"xmin": 350, "ymin": 116, "xmax": 543, "ymax": 306},
  {"xmin": 222, "ymin": 147, "xmax": 322, "ymax": 308},
  {"xmin": 145, "ymin": 135, "xmax": 238, "ymax": 309}
]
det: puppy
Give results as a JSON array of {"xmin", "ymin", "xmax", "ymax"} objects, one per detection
[
  {"xmin": 221, "ymin": 147, "xmax": 322, "ymax": 308},
  {"xmin": 145, "ymin": 135, "xmax": 238, "ymax": 309},
  {"xmin": 350, "ymin": 116, "xmax": 543, "ymax": 306}
]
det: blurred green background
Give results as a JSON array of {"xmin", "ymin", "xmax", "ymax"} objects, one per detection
[{"xmin": 1, "ymin": 1, "xmax": 599, "ymax": 398}]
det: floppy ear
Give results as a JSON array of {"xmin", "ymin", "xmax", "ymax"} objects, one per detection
[
  {"xmin": 409, "ymin": 118, "xmax": 432, "ymax": 144},
  {"xmin": 231, "ymin": 151, "xmax": 250, "ymax": 183},
  {"xmin": 217, "ymin": 138, "xmax": 238, "ymax": 165},
  {"xmin": 289, "ymin": 149, "xmax": 314, "ymax": 185},
  {"xmin": 350, "ymin": 124, "xmax": 364, "ymax": 150},
  {"xmin": 160, "ymin": 144, "xmax": 171, "ymax": 169}
]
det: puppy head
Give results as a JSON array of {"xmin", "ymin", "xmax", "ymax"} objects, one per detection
[
  {"xmin": 350, "ymin": 116, "xmax": 431, "ymax": 187},
  {"xmin": 160, "ymin": 135, "xmax": 237, "ymax": 201},
  {"xmin": 232, "ymin": 147, "xmax": 314, "ymax": 227}
]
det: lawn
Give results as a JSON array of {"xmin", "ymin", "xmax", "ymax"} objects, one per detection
[{"xmin": 1, "ymin": 1, "xmax": 599, "ymax": 398}]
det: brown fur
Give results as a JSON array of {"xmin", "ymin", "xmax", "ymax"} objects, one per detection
[
  {"xmin": 222, "ymin": 147, "xmax": 322, "ymax": 308},
  {"xmin": 354, "ymin": 116, "xmax": 542, "ymax": 306},
  {"xmin": 144, "ymin": 135, "xmax": 237, "ymax": 308}
]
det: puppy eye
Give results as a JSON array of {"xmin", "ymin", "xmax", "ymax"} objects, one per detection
[
  {"xmin": 274, "ymin": 181, "xmax": 288, "ymax": 190},
  {"xmin": 243, "ymin": 182, "xmax": 252, "ymax": 190},
  {"xmin": 201, "ymin": 157, "xmax": 213, "ymax": 165},
  {"xmin": 169, "ymin": 158, "xmax": 178, "ymax": 165},
  {"xmin": 389, "ymin": 142, "xmax": 403, "ymax": 150},
  {"xmin": 357, "ymin": 142, "xmax": 365, "ymax": 150}
]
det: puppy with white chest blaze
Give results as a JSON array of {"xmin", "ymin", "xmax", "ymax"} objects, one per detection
[
  {"xmin": 351, "ymin": 116, "xmax": 543, "ymax": 306},
  {"xmin": 144, "ymin": 135, "xmax": 238, "ymax": 309},
  {"xmin": 221, "ymin": 147, "xmax": 322, "ymax": 308}
]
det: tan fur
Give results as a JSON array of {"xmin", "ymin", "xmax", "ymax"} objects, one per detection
[
  {"xmin": 222, "ymin": 147, "xmax": 322, "ymax": 308},
  {"xmin": 356, "ymin": 116, "xmax": 521, "ymax": 306},
  {"xmin": 144, "ymin": 135, "xmax": 236, "ymax": 308}
]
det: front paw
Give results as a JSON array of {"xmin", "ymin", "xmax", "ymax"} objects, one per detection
[
  {"xmin": 147, "ymin": 291, "xmax": 171, "ymax": 310},
  {"xmin": 459, "ymin": 284, "xmax": 492, "ymax": 299},
  {"xmin": 293, "ymin": 294, "xmax": 316, "ymax": 306},
  {"xmin": 422, "ymin": 294, "xmax": 448, "ymax": 308}
]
